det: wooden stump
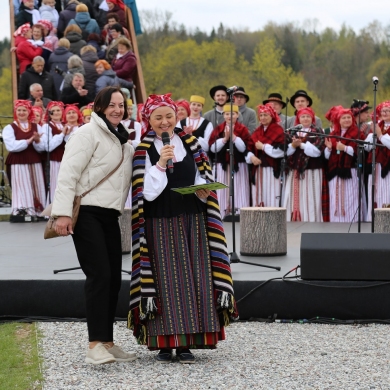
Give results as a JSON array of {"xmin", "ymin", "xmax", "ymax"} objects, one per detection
[
  {"xmin": 374, "ymin": 208, "xmax": 390, "ymax": 233},
  {"xmin": 119, "ymin": 208, "xmax": 132, "ymax": 254},
  {"xmin": 240, "ymin": 207, "xmax": 287, "ymax": 256}
]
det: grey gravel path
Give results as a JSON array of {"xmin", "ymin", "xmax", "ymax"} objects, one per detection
[{"xmin": 38, "ymin": 321, "xmax": 390, "ymax": 389}]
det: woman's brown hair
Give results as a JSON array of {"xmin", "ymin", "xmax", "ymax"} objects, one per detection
[{"xmin": 94, "ymin": 86, "xmax": 129, "ymax": 121}]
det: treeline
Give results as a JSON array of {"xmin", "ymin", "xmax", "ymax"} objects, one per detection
[
  {"xmin": 0, "ymin": 38, "xmax": 12, "ymax": 120},
  {"xmin": 138, "ymin": 11, "xmax": 390, "ymax": 120}
]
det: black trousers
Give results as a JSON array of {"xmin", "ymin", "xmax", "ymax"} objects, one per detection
[{"xmin": 72, "ymin": 206, "xmax": 122, "ymax": 342}]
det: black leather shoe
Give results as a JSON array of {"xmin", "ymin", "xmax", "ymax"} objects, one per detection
[
  {"xmin": 156, "ymin": 349, "xmax": 172, "ymax": 363},
  {"xmin": 177, "ymin": 349, "xmax": 195, "ymax": 364}
]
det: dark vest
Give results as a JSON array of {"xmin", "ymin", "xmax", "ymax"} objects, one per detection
[
  {"xmin": 6, "ymin": 123, "xmax": 42, "ymax": 165},
  {"xmin": 49, "ymin": 123, "xmax": 66, "ymax": 162},
  {"xmin": 143, "ymin": 142, "xmax": 206, "ymax": 218},
  {"xmin": 127, "ymin": 120, "xmax": 135, "ymax": 141},
  {"xmin": 180, "ymin": 118, "xmax": 210, "ymax": 140}
]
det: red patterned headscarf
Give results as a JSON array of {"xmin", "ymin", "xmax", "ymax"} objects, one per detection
[
  {"xmin": 325, "ymin": 105, "xmax": 343, "ymax": 123},
  {"xmin": 141, "ymin": 93, "xmax": 177, "ymax": 134},
  {"xmin": 13, "ymin": 100, "xmax": 34, "ymax": 122},
  {"xmin": 107, "ymin": 0, "xmax": 125, "ymax": 10},
  {"xmin": 31, "ymin": 106, "xmax": 44, "ymax": 125},
  {"xmin": 14, "ymin": 23, "xmax": 31, "ymax": 37},
  {"xmin": 63, "ymin": 104, "xmax": 83, "ymax": 125},
  {"xmin": 333, "ymin": 108, "xmax": 356, "ymax": 135},
  {"xmin": 295, "ymin": 107, "xmax": 315, "ymax": 126},
  {"xmin": 37, "ymin": 20, "xmax": 53, "ymax": 32},
  {"xmin": 377, "ymin": 101, "xmax": 390, "ymax": 121},
  {"xmin": 45, "ymin": 101, "xmax": 65, "ymax": 122},
  {"xmin": 175, "ymin": 99, "xmax": 190, "ymax": 117},
  {"xmin": 256, "ymin": 103, "xmax": 280, "ymax": 123}
]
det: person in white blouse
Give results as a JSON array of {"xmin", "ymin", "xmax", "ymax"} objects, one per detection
[
  {"xmin": 129, "ymin": 94, "xmax": 234, "ymax": 364},
  {"xmin": 364, "ymin": 102, "xmax": 390, "ymax": 221},
  {"xmin": 3, "ymin": 100, "xmax": 46, "ymax": 217},
  {"xmin": 282, "ymin": 107, "xmax": 326, "ymax": 221},
  {"xmin": 176, "ymin": 95, "xmax": 213, "ymax": 153}
]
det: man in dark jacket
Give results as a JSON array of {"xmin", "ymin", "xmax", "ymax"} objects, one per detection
[
  {"xmin": 57, "ymin": 0, "xmax": 78, "ymax": 38},
  {"xmin": 60, "ymin": 73, "xmax": 94, "ymax": 105},
  {"xmin": 18, "ymin": 56, "xmax": 57, "ymax": 100},
  {"xmin": 28, "ymin": 83, "xmax": 52, "ymax": 108}
]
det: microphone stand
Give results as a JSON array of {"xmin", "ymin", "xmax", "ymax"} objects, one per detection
[
  {"xmin": 226, "ymin": 90, "xmax": 280, "ymax": 271},
  {"xmin": 46, "ymin": 121, "xmax": 51, "ymax": 204},
  {"xmin": 279, "ymin": 97, "xmax": 289, "ymax": 207},
  {"xmin": 371, "ymin": 80, "xmax": 378, "ymax": 232}
]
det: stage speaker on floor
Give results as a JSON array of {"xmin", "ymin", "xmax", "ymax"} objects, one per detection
[{"xmin": 301, "ymin": 233, "xmax": 390, "ymax": 281}]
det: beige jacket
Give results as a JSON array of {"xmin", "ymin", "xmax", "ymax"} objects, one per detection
[{"xmin": 51, "ymin": 112, "xmax": 133, "ymax": 218}]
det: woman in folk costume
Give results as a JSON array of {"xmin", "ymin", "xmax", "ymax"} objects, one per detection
[
  {"xmin": 43, "ymin": 101, "xmax": 70, "ymax": 202},
  {"xmin": 175, "ymin": 99, "xmax": 190, "ymax": 122},
  {"xmin": 283, "ymin": 107, "xmax": 327, "ymax": 222},
  {"xmin": 245, "ymin": 104, "xmax": 284, "ymax": 207},
  {"xmin": 324, "ymin": 108, "xmax": 362, "ymax": 222},
  {"xmin": 324, "ymin": 105, "xmax": 343, "ymax": 135},
  {"xmin": 364, "ymin": 101, "xmax": 390, "ymax": 221},
  {"xmin": 208, "ymin": 104, "xmax": 251, "ymax": 218},
  {"xmin": 31, "ymin": 105, "xmax": 44, "ymax": 125},
  {"xmin": 128, "ymin": 94, "xmax": 237, "ymax": 364},
  {"xmin": 177, "ymin": 95, "xmax": 213, "ymax": 152},
  {"xmin": 3, "ymin": 100, "xmax": 46, "ymax": 216}
]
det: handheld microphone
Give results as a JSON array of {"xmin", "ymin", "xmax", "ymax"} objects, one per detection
[
  {"xmin": 226, "ymin": 86, "xmax": 238, "ymax": 94},
  {"xmin": 161, "ymin": 131, "xmax": 174, "ymax": 174},
  {"xmin": 372, "ymin": 76, "xmax": 379, "ymax": 85}
]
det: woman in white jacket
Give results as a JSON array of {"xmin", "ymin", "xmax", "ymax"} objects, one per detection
[{"xmin": 51, "ymin": 86, "xmax": 136, "ymax": 365}]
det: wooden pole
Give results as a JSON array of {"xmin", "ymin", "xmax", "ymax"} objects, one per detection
[
  {"xmin": 125, "ymin": 6, "xmax": 146, "ymax": 103},
  {"xmin": 9, "ymin": 0, "xmax": 18, "ymax": 101}
]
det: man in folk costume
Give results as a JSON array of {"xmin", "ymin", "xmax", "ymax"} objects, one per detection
[
  {"xmin": 246, "ymin": 104, "xmax": 284, "ymax": 207},
  {"xmin": 262, "ymin": 93, "xmax": 289, "ymax": 130},
  {"xmin": 282, "ymin": 107, "xmax": 328, "ymax": 222},
  {"xmin": 209, "ymin": 104, "xmax": 251, "ymax": 219},
  {"xmin": 324, "ymin": 108, "xmax": 363, "ymax": 222},
  {"xmin": 286, "ymin": 90, "xmax": 322, "ymax": 129},
  {"xmin": 176, "ymin": 95, "xmax": 213, "ymax": 152},
  {"xmin": 233, "ymin": 87, "xmax": 257, "ymax": 134},
  {"xmin": 364, "ymin": 101, "xmax": 390, "ymax": 221},
  {"xmin": 128, "ymin": 94, "xmax": 238, "ymax": 364},
  {"xmin": 203, "ymin": 85, "xmax": 229, "ymax": 128}
]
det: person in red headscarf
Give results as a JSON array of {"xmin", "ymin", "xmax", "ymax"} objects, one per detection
[
  {"xmin": 31, "ymin": 105, "xmax": 44, "ymax": 125},
  {"xmin": 175, "ymin": 99, "xmax": 190, "ymax": 122},
  {"xmin": 42, "ymin": 101, "xmax": 71, "ymax": 202},
  {"xmin": 246, "ymin": 103, "xmax": 285, "ymax": 207},
  {"xmin": 282, "ymin": 107, "xmax": 327, "ymax": 221},
  {"xmin": 324, "ymin": 108, "xmax": 363, "ymax": 222},
  {"xmin": 129, "ymin": 94, "xmax": 237, "ymax": 364},
  {"xmin": 14, "ymin": 23, "xmax": 43, "ymax": 74},
  {"xmin": 324, "ymin": 105, "xmax": 343, "ymax": 135},
  {"xmin": 364, "ymin": 101, "xmax": 390, "ymax": 221},
  {"xmin": 3, "ymin": 100, "xmax": 46, "ymax": 217},
  {"xmin": 209, "ymin": 104, "xmax": 251, "ymax": 218},
  {"xmin": 62, "ymin": 104, "xmax": 83, "ymax": 137}
]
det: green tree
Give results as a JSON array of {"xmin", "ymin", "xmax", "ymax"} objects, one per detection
[{"xmin": 0, "ymin": 68, "xmax": 13, "ymax": 117}]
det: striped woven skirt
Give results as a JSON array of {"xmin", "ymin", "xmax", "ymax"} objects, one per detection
[{"xmin": 145, "ymin": 212, "xmax": 225, "ymax": 350}]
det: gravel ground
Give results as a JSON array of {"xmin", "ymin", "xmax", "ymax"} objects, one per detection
[{"xmin": 38, "ymin": 321, "xmax": 390, "ymax": 389}]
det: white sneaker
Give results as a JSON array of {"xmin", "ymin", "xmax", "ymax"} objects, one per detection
[
  {"xmin": 85, "ymin": 343, "xmax": 116, "ymax": 365},
  {"xmin": 105, "ymin": 344, "xmax": 137, "ymax": 362}
]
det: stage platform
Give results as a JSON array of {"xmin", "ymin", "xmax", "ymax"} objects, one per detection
[{"xmin": 2, "ymin": 221, "xmax": 390, "ymax": 322}]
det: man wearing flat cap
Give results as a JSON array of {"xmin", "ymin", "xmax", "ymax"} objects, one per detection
[
  {"xmin": 263, "ymin": 93, "xmax": 289, "ymax": 130},
  {"xmin": 286, "ymin": 90, "xmax": 322, "ymax": 129},
  {"xmin": 203, "ymin": 85, "xmax": 230, "ymax": 128},
  {"xmin": 234, "ymin": 87, "xmax": 257, "ymax": 133}
]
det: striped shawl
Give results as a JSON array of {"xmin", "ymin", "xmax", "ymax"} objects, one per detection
[{"xmin": 128, "ymin": 127, "xmax": 238, "ymax": 344}]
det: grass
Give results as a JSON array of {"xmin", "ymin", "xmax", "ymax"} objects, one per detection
[{"xmin": 0, "ymin": 323, "xmax": 43, "ymax": 389}]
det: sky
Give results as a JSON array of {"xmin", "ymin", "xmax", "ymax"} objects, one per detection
[{"xmin": 1, "ymin": 1, "xmax": 388, "ymax": 40}]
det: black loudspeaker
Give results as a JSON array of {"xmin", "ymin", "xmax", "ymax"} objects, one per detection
[{"xmin": 301, "ymin": 233, "xmax": 390, "ymax": 281}]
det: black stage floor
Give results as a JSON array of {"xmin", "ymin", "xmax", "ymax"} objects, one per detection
[{"xmin": 1, "ymin": 221, "xmax": 390, "ymax": 322}]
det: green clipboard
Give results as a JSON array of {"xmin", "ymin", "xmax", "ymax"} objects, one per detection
[{"xmin": 171, "ymin": 181, "xmax": 228, "ymax": 195}]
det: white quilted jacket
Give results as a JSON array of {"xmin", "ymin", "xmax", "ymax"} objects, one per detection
[{"xmin": 51, "ymin": 112, "xmax": 134, "ymax": 218}]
